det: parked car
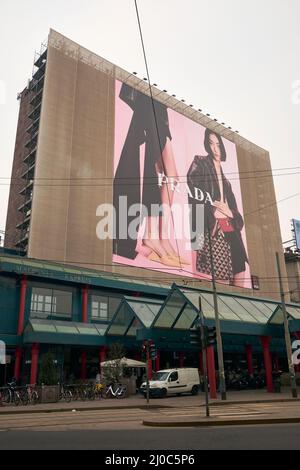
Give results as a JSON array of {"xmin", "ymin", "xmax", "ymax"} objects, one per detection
[{"xmin": 140, "ymin": 368, "xmax": 200, "ymax": 398}]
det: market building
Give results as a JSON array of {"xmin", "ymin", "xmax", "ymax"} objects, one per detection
[
  {"xmin": 1, "ymin": 250, "xmax": 300, "ymax": 396},
  {"xmin": 4, "ymin": 29, "xmax": 288, "ymax": 301},
  {"xmin": 2, "ymin": 30, "xmax": 297, "ymax": 396}
]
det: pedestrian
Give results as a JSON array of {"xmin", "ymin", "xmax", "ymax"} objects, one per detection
[
  {"xmin": 95, "ymin": 371, "xmax": 101, "ymax": 385},
  {"xmin": 95, "ymin": 370, "xmax": 103, "ymax": 398}
]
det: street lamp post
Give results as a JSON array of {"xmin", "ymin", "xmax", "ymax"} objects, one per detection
[
  {"xmin": 198, "ymin": 298, "xmax": 210, "ymax": 417},
  {"xmin": 276, "ymin": 252, "xmax": 298, "ymax": 398},
  {"xmin": 207, "ymin": 223, "xmax": 227, "ymax": 401}
]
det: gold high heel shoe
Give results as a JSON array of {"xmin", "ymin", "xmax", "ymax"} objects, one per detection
[
  {"xmin": 165, "ymin": 253, "xmax": 190, "ymax": 265},
  {"xmin": 148, "ymin": 251, "xmax": 182, "ymax": 268}
]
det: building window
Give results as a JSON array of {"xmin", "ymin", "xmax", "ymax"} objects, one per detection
[
  {"xmin": 91, "ymin": 296, "xmax": 121, "ymax": 321},
  {"xmin": 91, "ymin": 296, "xmax": 109, "ymax": 320},
  {"xmin": 30, "ymin": 288, "xmax": 72, "ymax": 319},
  {"xmin": 251, "ymin": 275, "xmax": 260, "ymax": 290},
  {"xmin": 109, "ymin": 297, "xmax": 122, "ymax": 317}
]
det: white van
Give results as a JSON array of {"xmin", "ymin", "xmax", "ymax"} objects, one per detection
[{"xmin": 140, "ymin": 368, "xmax": 200, "ymax": 398}]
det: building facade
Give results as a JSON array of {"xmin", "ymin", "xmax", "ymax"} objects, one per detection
[
  {"xmin": 1, "ymin": 250, "xmax": 300, "ymax": 396},
  {"xmin": 4, "ymin": 29, "xmax": 288, "ymax": 301}
]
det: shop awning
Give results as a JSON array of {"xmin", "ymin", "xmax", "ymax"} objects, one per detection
[
  {"xmin": 151, "ymin": 284, "xmax": 300, "ymax": 337},
  {"xmin": 23, "ymin": 319, "xmax": 108, "ymax": 346},
  {"xmin": 0, "ymin": 254, "xmax": 169, "ymax": 296},
  {"xmin": 106, "ymin": 297, "xmax": 163, "ymax": 337},
  {"xmin": 268, "ymin": 305, "xmax": 300, "ymax": 325}
]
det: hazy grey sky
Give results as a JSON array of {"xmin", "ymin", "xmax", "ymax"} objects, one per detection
[{"xmin": 1, "ymin": 0, "xmax": 300, "ymax": 244}]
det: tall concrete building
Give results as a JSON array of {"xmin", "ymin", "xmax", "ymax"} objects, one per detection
[{"xmin": 5, "ymin": 29, "xmax": 288, "ymax": 300}]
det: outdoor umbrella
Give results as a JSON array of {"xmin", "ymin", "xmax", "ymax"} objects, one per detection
[{"xmin": 100, "ymin": 357, "xmax": 146, "ymax": 368}]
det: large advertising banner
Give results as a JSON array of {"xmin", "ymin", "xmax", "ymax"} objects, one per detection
[
  {"xmin": 112, "ymin": 80, "xmax": 251, "ymax": 288},
  {"xmin": 293, "ymin": 219, "xmax": 300, "ymax": 251}
]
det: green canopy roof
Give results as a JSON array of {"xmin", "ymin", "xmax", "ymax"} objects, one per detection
[
  {"xmin": 106, "ymin": 297, "xmax": 163, "ymax": 337},
  {"xmin": 0, "ymin": 254, "xmax": 169, "ymax": 296},
  {"xmin": 151, "ymin": 285, "xmax": 300, "ymax": 336},
  {"xmin": 23, "ymin": 319, "xmax": 108, "ymax": 346}
]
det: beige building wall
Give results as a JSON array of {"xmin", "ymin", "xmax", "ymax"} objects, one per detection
[{"xmin": 28, "ymin": 29, "xmax": 288, "ymax": 301}]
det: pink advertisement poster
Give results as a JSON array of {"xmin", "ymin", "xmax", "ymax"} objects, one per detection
[{"xmin": 113, "ymin": 80, "xmax": 251, "ymax": 289}]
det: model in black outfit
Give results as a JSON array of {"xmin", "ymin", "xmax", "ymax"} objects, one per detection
[
  {"xmin": 187, "ymin": 129, "xmax": 248, "ymax": 286},
  {"xmin": 113, "ymin": 83, "xmax": 185, "ymax": 267}
]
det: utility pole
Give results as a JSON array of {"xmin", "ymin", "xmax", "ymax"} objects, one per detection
[
  {"xmin": 207, "ymin": 225, "xmax": 227, "ymax": 400},
  {"xmin": 276, "ymin": 252, "xmax": 298, "ymax": 398},
  {"xmin": 145, "ymin": 340, "xmax": 150, "ymax": 404},
  {"xmin": 199, "ymin": 298, "xmax": 210, "ymax": 417}
]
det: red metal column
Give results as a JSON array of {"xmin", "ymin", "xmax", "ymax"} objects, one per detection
[
  {"xmin": 14, "ymin": 276, "xmax": 27, "ymax": 381},
  {"xmin": 155, "ymin": 349, "xmax": 160, "ymax": 372},
  {"xmin": 179, "ymin": 351, "xmax": 185, "ymax": 368},
  {"xmin": 80, "ymin": 351, "xmax": 87, "ymax": 381},
  {"xmin": 14, "ymin": 346, "xmax": 22, "ymax": 381},
  {"xmin": 82, "ymin": 285, "xmax": 88, "ymax": 323},
  {"xmin": 245, "ymin": 344, "xmax": 254, "ymax": 376},
  {"xmin": 260, "ymin": 336, "xmax": 273, "ymax": 393},
  {"xmin": 30, "ymin": 343, "xmax": 40, "ymax": 385},
  {"xmin": 99, "ymin": 347, "xmax": 107, "ymax": 365},
  {"xmin": 17, "ymin": 275, "xmax": 27, "ymax": 335},
  {"xmin": 207, "ymin": 346, "xmax": 217, "ymax": 399},
  {"xmin": 148, "ymin": 359, "xmax": 153, "ymax": 380}
]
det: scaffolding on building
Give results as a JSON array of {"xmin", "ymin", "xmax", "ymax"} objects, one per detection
[{"xmin": 15, "ymin": 38, "xmax": 48, "ymax": 253}]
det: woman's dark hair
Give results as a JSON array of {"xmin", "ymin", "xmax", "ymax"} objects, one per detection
[{"xmin": 204, "ymin": 128, "xmax": 227, "ymax": 162}]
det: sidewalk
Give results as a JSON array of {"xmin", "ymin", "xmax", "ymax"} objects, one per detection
[
  {"xmin": 0, "ymin": 388, "xmax": 299, "ymax": 416},
  {"xmin": 143, "ymin": 400, "xmax": 300, "ymax": 428},
  {"xmin": 208, "ymin": 387, "xmax": 300, "ymax": 406}
]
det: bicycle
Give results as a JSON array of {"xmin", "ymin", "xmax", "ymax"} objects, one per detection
[
  {"xmin": 2, "ymin": 381, "xmax": 23, "ymax": 406},
  {"xmin": 23, "ymin": 384, "xmax": 39, "ymax": 405},
  {"xmin": 84, "ymin": 382, "xmax": 96, "ymax": 401},
  {"xmin": 77, "ymin": 383, "xmax": 88, "ymax": 401},
  {"xmin": 94, "ymin": 383, "xmax": 104, "ymax": 400},
  {"xmin": 68, "ymin": 384, "xmax": 80, "ymax": 401},
  {"xmin": 105, "ymin": 383, "xmax": 127, "ymax": 399},
  {"xmin": 59, "ymin": 384, "xmax": 72, "ymax": 403}
]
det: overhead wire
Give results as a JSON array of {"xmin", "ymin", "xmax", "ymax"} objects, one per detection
[
  {"xmin": 2, "ymin": 166, "xmax": 300, "ymax": 183},
  {"xmin": 134, "ymin": 0, "xmax": 183, "ymax": 269}
]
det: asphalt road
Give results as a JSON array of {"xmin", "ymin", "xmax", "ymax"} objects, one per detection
[
  {"xmin": 0, "ymin": 424, "xmax": 300, "ymax": 450},
  {"xmin": 1, "ymin": 402, "xmax": 300, "ymax": 450}
]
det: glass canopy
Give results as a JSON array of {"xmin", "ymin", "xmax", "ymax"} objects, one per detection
[
  {"xmin": 153, "ymin": 291, "xmax": 186, "ymax": 328},
  {"xmin": 23, "ymin": 286, "xmax": 300, "ymax": 342},
  {"xmin": 25, "ymin": 319, "xmax": 107, "ymax": 335},
  {"xmin": 153, "ymin": 286, "xmax": 291, "ymax": 330},
  {"xmin": 269, "ymin": 305, "xmax": 300, "ymax": 325},
  {"xmin": 286, "ymin": 306, "xmax": 300, "ymax": 320},
  {"xmin": 106, "ymin": 297, "xmax": 164, "ymax": 336}
]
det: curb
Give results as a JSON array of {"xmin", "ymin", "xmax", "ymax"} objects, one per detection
[
  {"xmin": 208, "ymin": 398, "xmax": 300, "ymax": 407},
  {"xmin": 142, "ymin": 416, "xmax": 300, "ymax": 428},
  {"xmin": 0, "ymin": 404, "xmax": 171, "ymax": 416},
  {"xmin": 0, "ymin": 397, "xmax": 299, "ymax": 416}
]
